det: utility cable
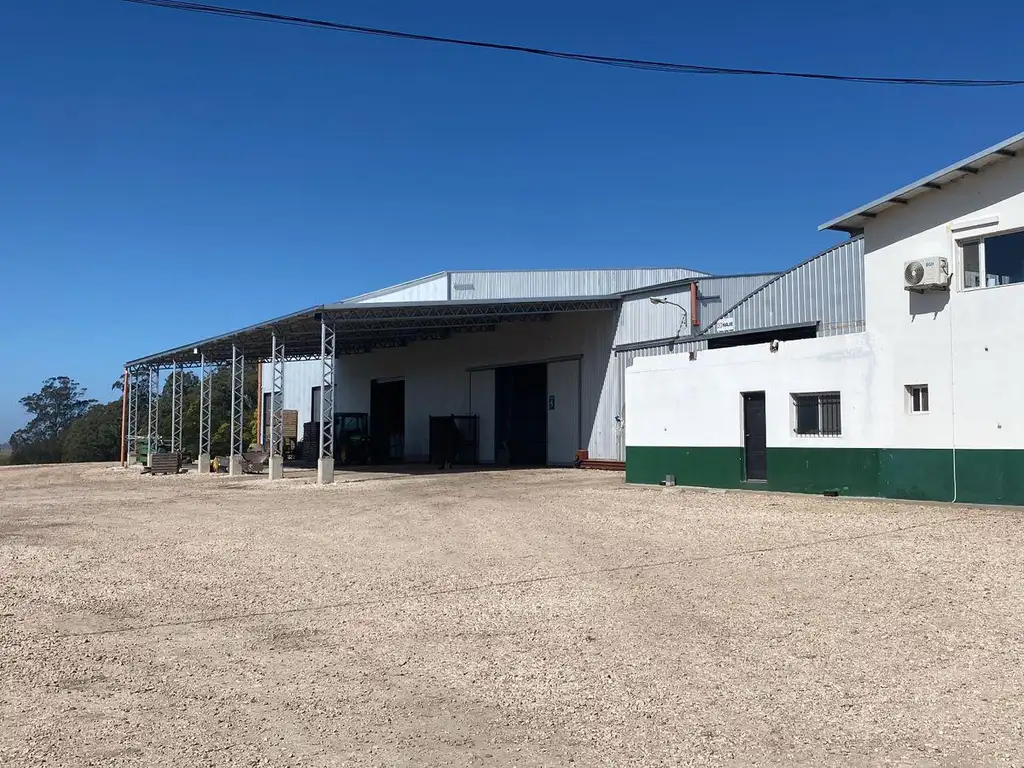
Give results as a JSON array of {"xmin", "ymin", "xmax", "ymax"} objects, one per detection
[{"xmin": 123, "ymin": 0, "xmax": 1024, "ymax": 88}]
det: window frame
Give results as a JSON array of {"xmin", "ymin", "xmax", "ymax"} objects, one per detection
[
  {"xmin": 906, "ymin": 384, "xmax": 929, "ymax": 415},
  {"xmin": 959, "ymin": 227, "xmax": 1024, "ymax": 291},
  {"xmin": 791, "ymin": 391, "xmax": 842, "ymax": 438}
]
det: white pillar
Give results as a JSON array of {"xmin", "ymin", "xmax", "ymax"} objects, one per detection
[{"xmin": 269, "ymin": 455, "xmax": 284, "ymax": 480}]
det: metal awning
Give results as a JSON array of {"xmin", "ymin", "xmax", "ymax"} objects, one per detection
[
  {"xmin": 124, "ymin": 297, "xmax": 619, "ymax": 369},
  {"xmin": 819, "ymin": 131, "xmax": 1024, "ymax": 234}
]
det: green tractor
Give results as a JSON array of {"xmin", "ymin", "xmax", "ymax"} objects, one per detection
[
  {"xmin": 334, "ymin": 413, "xmax": 371, "ymax": 465},
  {"xmin": 135, "ymin": 437, "xmax": 169, "ymax": 466}
]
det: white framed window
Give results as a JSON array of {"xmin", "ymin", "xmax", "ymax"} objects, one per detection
[
  {"xmin": 960, "ymin": 229, "xmax": 1024, "ymax": 289},
  {"xmin": 906, "ymin": 384, "xmax": 929, "ymax": 414},
  {"xmin": 792, "ymin": 392, "xmax": 841, "ymax": 437}
]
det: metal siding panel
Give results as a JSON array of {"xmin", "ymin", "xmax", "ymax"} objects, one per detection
[
  {"xmin": 355, "ymin": 275, "xmax": 449, "ymax": 303},
  {"xmin": 614, "ymin": 286, "xmax": 693, "ymax": 346},
  {"xmin": 708, "ymin": 238, "xmax": 865, "ymax": 338},
  {"xmin": 450, "ymin": 268, "xmax": 705, "ymax": 301},
  {"xmin": 582, "ymin": 313, "xmax": 619, "ymax": 461},
  {"xmin": 270, "ymin": 360, "xmax": 323, "ymax": 429},
  {"xmin": 696, "ymin": 275, "xmax": 777, "ymax": 332},
  {"xmin": 547, "ymin": 359, "xmax": 581, "ymax": 465}
]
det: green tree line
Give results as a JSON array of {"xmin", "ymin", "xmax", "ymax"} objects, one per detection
[{"xmin": 6, "ymin": 370, "xmax": 260, "ymax": 465}]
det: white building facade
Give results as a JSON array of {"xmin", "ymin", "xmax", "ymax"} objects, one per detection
[{"xmin": 626, "ymin": 132, "xmax": 1024, "ymax": 506}]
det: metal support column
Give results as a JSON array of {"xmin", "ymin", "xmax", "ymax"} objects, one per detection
[
  {"xmin": 119, "ymin": 368, "xmax": 129, "ymax": 468},
  {"xmin": 317, "ymin": 321, "xmax": 335, "ymax": 485},
  {"xmin": 269, "ymin": 334, "xmax": 285, "ymax": 480},
  {"xmin": 198, "ymin": 354, "xmax": 212, "ymax": 474},
  {"xmin": 229, "ymin": 345, "xmax": 245, "ymax": 476},
  {"xmin": 170, "ymin": 362, "xmax": 183, "ymax": 454},
  {"xmin": 127, "ymin": 367, "xmax": 140, "ymax": 465},
  {"xmin": 146, "ymin": 365, "xmax": 160, "ymax": 468}
]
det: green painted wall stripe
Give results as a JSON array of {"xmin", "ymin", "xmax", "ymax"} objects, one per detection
[
  {"xmin": 626, "ymin": 446, "xmax": 1024, "ymax": 506},
  {"xmin": 954, "ymin": 450, "xmax": 1024, "ymax": 506}
]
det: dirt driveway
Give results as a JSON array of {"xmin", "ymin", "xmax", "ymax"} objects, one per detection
[{"xmin": 2, "ymin": 463, "xmax": 1023, "ymax": 766}]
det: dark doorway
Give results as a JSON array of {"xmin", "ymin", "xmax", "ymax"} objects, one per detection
[
  {"xmin": 494, "ymin": 363, "xmax": 547, "ymax": 466},
  {"xmin": 707, "ymin": 324, "xmax": 818, "ymax": 351},
  {"xmin": 370, "ymin": 379, "xmax": 405, "ymax": 463},
  {"xmin": 311, "ymin": 386, "xmax": 322, "ymax": 424},
  {"xmin": 262, "ymin": 392, "xmax": 271, "ymax": 446},
  {"xmin": 742, "ymin": 391, "xmax": 768, "ymax": 482}
]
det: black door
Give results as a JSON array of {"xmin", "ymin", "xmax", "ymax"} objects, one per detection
[
  {"xmin": 370, "ymin": 379, "xmax": 405, "ymax": 463},
  {"xmin": 742, "ymin": 392, "xmax": 767, "ymax": 482},
  {"xmin": 494, "ymin": 363, "xmax": 548, "ymax": 465}
]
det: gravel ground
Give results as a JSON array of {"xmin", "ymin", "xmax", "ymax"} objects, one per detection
[{"xmin": 2, "ymin": 463, "xmax": 1023, "ymax": 767}]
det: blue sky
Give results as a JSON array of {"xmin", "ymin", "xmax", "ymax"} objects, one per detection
[{"xmin": 2, "ymin": 0, "xmax": 1023, "ymax": 438}]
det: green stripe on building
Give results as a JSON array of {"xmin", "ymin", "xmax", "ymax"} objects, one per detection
[{"xmin": 626, "ymin": 446, "xmax": 1024, "ymax": 506}]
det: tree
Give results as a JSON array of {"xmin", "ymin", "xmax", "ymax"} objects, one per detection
[
  {"xmin": 17, "ymin": 377, "xmax": 96, "ymax": 441},
  {"xmin": 61, "ymin": 402, "xmax": 123, "ymax": 463},
  {"xmin": 8, "ymin": 367, "xmax": 261, "ymax": 466},
  {"xmin": 9, "ymin": 377, "xmax": 96, "ymax": 464}
]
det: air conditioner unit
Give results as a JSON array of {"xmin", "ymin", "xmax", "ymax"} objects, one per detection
[{"xmin": 903, "ymin": 258, "xmax": 950, "ymax": 291}]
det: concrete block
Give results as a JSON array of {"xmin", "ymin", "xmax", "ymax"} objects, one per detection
[
  {"xmin": 229, "ymin": 455, "xmax": 242, "ymax": 477},
  {"xmin": 317, "ymin": 457, "xmax": 335, "ymax": 485},
  {"xmin": 198, "ymin": 453, "xmax": 211, "ymax": 475},
  {"xmin": 269, "ymin": 455, "xmax": 284, "ymax": 480}
]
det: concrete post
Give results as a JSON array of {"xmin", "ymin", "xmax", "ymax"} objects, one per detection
[
  {"xmin": 317, "ymin": 457, "xmax": 334, "ymax": 486},
  {"xmin": 269, "ymin": 455, "xmax": 284, "ymax": 480}
]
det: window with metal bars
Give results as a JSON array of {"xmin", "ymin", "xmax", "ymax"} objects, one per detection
[{"xmin": 792, "ymin": 392, "xmax": 842, "ymax": 436}]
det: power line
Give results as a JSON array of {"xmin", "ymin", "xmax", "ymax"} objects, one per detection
[{"xmin": 124, "ymin": 0, "xmax": 1024, "ymax": 88}]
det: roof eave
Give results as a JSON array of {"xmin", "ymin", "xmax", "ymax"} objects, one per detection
[{"xmin": 819, "ymin": 130, "xmax": 1024, "ymax": 233}]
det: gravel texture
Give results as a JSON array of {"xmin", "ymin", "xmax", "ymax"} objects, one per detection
[{"xmin": 2, "ymin": 462, "xmax": 1023, "ymax": 767}]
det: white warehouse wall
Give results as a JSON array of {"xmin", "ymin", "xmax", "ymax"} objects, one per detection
[
  {"xmin": 261, "ymin": 359, "xmax": 322, "ymax": 430},
  {"xmin": 267, "ymin": 310, "xmax": 621, "ymax": 462},
  {"xmin": 332, "ymin": 311, "xmax": 617, "ymax": 462}
]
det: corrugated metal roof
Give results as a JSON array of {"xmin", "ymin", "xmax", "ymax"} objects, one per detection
[
  {"xmin": 701, "ymin": 237, "xmax": 865, "ymax": 338},
  {"xmin": 820, "ymin": 132, "xmax": 1024, "ymax": 234},
  {"xmin": 124, "ymin": 297, "xmax": 621, "ymax": 368}
]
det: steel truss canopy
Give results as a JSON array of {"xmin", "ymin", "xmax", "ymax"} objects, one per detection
[{"xmin": 124, "ymin": 297, "xmax": 620, "ymax": 369}]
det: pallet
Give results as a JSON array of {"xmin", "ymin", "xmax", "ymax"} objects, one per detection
[{"xmin": 144, "ymin": 452, "xmax": 184, "ymax": 475}]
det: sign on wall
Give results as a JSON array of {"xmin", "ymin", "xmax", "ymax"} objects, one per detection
[{"xmin": 714, "ymin": 317, "xmax": 735, "ymax": 334}]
